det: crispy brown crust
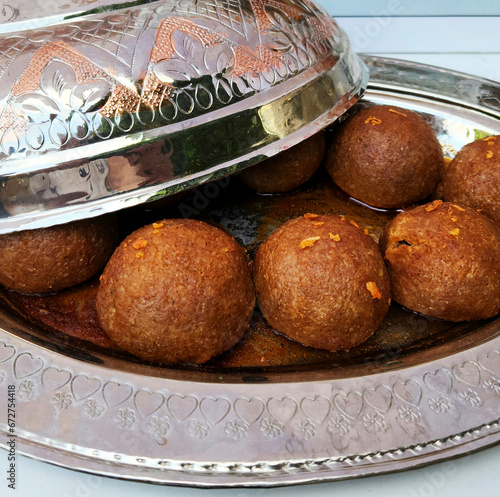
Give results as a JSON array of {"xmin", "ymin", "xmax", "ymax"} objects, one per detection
[
  {"xmin": 443, "ymin": 135, "xmax": 500, "ymax": 225},
  {"xmin": 325, "ymin": 105, "xmax": 444, "ymax": 208},
  {"xmin": 379, "ymin": 201, "xmax": 500, "ymax": 321},
  {"xmin": 96, "ymin": 219, "xmax": 255, "ymax": 364},
  {"xmin": 237, "ymin": 132, "xmax": 325, "ymax": 193},
  {"xmin": 253, "ymin": 214, "xmax": 390, "ymax": 352},
  {"xmin": 0, "ymin": 216, "xmax": 118, "ymax": 293}
]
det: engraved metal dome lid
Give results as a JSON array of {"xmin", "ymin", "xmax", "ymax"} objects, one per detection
[{"xmin": 0, "ymin": 0, "xmax": 367, "ymax": 233}]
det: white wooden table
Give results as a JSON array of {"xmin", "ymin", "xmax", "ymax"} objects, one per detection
[{"xmin": 11, "ymin": 11, "xmax": 500, "ymax": 497}]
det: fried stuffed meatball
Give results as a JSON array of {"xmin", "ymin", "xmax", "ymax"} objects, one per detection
[
  {"xmin": 444, "ymin": 135, "xmax": 500, "ymax": 225},
  {"xmin": 325, "ymin": 105, "xmax": 444, "ymax": 208},
  {"xmin": 379, "ymin": 200, "xmax": 500, "ymax": 321},
  {"xmin": 237, "ymin": 132, "xmax": 325, "ymax": 193},
  {"xmin": 253, "ymin": 213, "xmax": 390, "ymax": 352},
  {"xmin": 96, "ymin": 219, "xmax": 255, "ymax": 364},
  {"xmin": 0, "ymin": 216, "xmax": 118, "ymax": 294}
]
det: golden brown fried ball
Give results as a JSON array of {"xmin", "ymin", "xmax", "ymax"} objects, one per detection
[
  {"xmin": 379, "ymin": 201, "xmax": 500, "ymax": 321},
  {"xmin": 325, "ymin": 105, "xmax": 444, "ymax": 208},
  {"xmin": 253, "ymin": 214, "xmax": 390, "ymax": 352},
  {"xmin": 0, "ymin": 216, "xmax": 118, "ymax": 294},
  {"xmin": 96, "ymin": 219, "xmax": 255, "ymax": 364},
  {"xmin": 237, "ymin": 132, "xmax": 325, "ymax": 193},
  {"xmin": 444, "ymin": 135, "xmax": 500, "ymax": 224}
]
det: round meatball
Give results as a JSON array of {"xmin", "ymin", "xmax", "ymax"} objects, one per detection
[
  {"xmin": 444, "ymin": 135, "xmax": 500, "ymax": 224},
  {"xmin": 253, "ymin": 214, "xmax": 390, "ymax": 352},
  {"xmin": 0, "ymin": 216, "xmax": 118, "ymax": 294},
  {"xmin": 379, "ymin": 200, "xmax": 500, "ymax": 321},
  {"xmin": 325, "ymin": 105, "xmax": 444, "ymax": 208},
  {"xmin": 237, "ymin": 132, "xmax": 325, "ymax": 193},
  {"xmin": 96, "ymin": 219, "xmax": 255, "ymax": 364}
]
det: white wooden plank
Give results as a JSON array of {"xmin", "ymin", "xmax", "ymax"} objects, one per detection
[
  {"xmin": 333, "ymin": 17, "xmax": 500, "ymax": 54},
  {"xmin": 319, "ymin": 0, "xmax": 500, "ymax": 17}
]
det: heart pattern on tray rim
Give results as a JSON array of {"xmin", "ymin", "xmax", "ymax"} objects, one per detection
[
  {"xmin": 478, "ymin": 350, "xmax": 500, "ymax": 375},
  {"xmin": 13, "ymin": 352, "xmax": 44, "ymax": 380},
  {"xmin": 102, "ymin": 381, "xmax": 133, "ymax": 408},
  {"xmin": 167, "ymin": 394, "xmax": 198, "ymax": 423},
  {"xmin": 71, "ymin": 375, "xmax": 102, "ymax": 401},
  {"xmin": 363, "ymin": 385, "xmax": 393, "ymax": 413},
  {"xmin": 333, "ymin": 391, "xmax": 364, "ymax": 419},
  {"xmin": 200, "ymin": 397, "xmax": 231, "ymax": 425},
  {"xmin": 423, "ymin": 369, "xmax": 454, "ymax": 396},
  {"xmin": 451, "ymin": 361, "xmax": 481, "ymax": 387},
  {"xmin": 267, "ymin": 397, "xmax": 298, "ymax": 424},
  {"xmin": 234, "ymin": 397, "xmax": 265, "ymax": 425},
  {"xmin": 393, "ymin": 380, "xmax": 423, "ymax": 406},
  {"xmin": 300, "ymin": 395, "xmax": 332, "ymax": 424},
  {"xmin": 0, "ymin": 341, "xmax": 15, "ymax": 363},
  {"xmin": 134, "ymin": 390, "xmax": 165, "ymax": 418},
  {"xmin": 41, "ymin": 367, "xmax": 72, "ymax": 393}
]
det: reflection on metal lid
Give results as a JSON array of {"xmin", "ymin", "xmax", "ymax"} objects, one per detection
[{"xmin": 0, "ymin": 0, "xmax": 367, "ymax": 233}]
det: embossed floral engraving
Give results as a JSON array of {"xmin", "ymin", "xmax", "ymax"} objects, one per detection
[
  {"xmin": 0, "ymin": 0, "xmax": 340, "ymax": 159},
  {"xmin": 326, "ymin": 414, "xmax": 351, "ymax": 436},
  {"xmin": 115, "ymin": 408, "xmax": 136, "ymax": 429},
  {"xmin": 11, "ymin": 59, "xmax": 110, "ymax": 127},
  {"xmin": 397, "ymin": 405, "xmax": 421, "ymax": 423},
  {"xmin": 82, "ymin": 399, "xmax": 105, "ymax": 418},
  {"xmin": 18, "ymin": 379, "xmax": 35, "ymax": 401},
  {"xmin": 51, "ymin": 392, "xmax": 72, "ymax": 411},
  {"xmin": 146, "ymin": 415, "xmax": 171, "ymax": 445},
  {"xmin": 224, "ymin": 419, "xmax": 248, "ymax": 440},
  {"xmin": 484, "ymin": 377, "xmax": 500, "ymax": 395},
  {"xmin": 362, "ymin": 411, "xmax": 388, "ymax": 433},
  {"xmin": 187, "ymin": 419, "xmax": 210, "ymax": 439},
  {"xmin": 459, "ymin": 389, "xmax": 482, "ymax": 408},
  {"xmin": 293, "ymin": 419, "xmax": 316, "ymax": 440},
  {"xmin": 428, "ymin": 396, "xmax": 451, "ymax": 414},
  {"xmin": 4, "ymin": 318, "xmax": 500, "ymax": 481},
  {"xmin": 260, "ymin": 417, "xmax": 284, "ymax": 438}
]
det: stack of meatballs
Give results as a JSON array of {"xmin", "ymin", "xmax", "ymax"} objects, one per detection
[{"xmin": 1, "ymin": 103, "xmax": 499, "ymax": 365}]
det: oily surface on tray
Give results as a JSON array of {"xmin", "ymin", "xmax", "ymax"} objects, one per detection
[{"xmin": 3, "ymin": 168, "xmax": 492, "ymax": 371}]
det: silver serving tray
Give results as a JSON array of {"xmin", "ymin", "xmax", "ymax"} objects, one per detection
[
  {"xmin": 0, "ymin": 0, "xmax": 367, "ymax": 234},
  {"xmin": 0, "ymin": 56, "xmax": 500, "ymax": 487}
]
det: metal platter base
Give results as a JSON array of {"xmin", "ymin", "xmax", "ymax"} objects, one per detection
[{"xmin": 1, "ymin": 56, "xmax": 500, "ymax": 487}]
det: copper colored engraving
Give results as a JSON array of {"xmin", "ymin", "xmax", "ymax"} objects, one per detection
[
  {"xmin": 0, "ymin": 0, "xmax": 339, "ymax": 151},
  {"xmin": 11, "ymin": 41, "xmax": 109, "ymax": 96}
]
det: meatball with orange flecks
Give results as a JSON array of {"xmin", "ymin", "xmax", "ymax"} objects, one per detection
[
  {"xmin": 325, "ymin": 105, "xmax": 444, "ymax": 208},
  {"xmin": 96, "ymin": 219, "xmax": 255, "ymax": 364},
  {"xmin": 379, "ymin": 201, "xmax": 500, "ymax": 321},
  {"xmin": 0, "ymin": 215, "xmax": 118, "ymax": 294},
  {"xmin": 253, "ymin": 213, "xmax": 390, "ymax": 352},
  {"xmin": 444, "ymin": 135, "xmax": 500, "ymax": 225},
  {"xmin": 237, "ymin": 132, "xmax": 325, "ymax": 193}
]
